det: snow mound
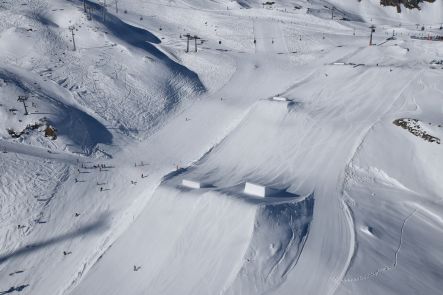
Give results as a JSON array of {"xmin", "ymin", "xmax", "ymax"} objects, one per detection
[{"xmin": 0, "ymin": 66, "xmax": 111, "ymax": 153}]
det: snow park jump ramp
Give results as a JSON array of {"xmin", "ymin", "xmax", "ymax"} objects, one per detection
[
  {"xmin": 73, "ymin": 69, "xmax": 429, "ymax": 293},
  {"xmin": 71, "ymin": 99, "xmax": 316, "ymax": 295},
  {"xmin": 72, "ymin": 56, "xmax": 443, "ymax": 295}
]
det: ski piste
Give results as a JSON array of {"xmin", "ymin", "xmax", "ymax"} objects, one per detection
[{"xmin": 0, "ymin": 1, "xmax": 442, "ymax": 294}]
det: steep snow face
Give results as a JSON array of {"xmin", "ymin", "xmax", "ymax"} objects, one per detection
[
  {"xmin": 336, "ymin": 71, "xmax": 443, "ymax": 295},
  {"xmin": 1, "ymin": 0, "xmax": 443, "ymax": 294}
]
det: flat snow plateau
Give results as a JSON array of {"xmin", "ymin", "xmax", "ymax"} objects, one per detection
[{"xmin": 0, "ymin": 0, "xmax": 442, "ymax": 294}]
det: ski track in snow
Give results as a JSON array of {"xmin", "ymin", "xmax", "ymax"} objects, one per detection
[
  {"xmin": 336, "ymin": 69, "xmax": 423, "ymax": 286},
  {"xmin": 331, "ymin": 69, "xmax": 424, "ymax": 292},
  {"xmin": 340, "ymin": 209, "xmax": 417, "ymax": 283}
]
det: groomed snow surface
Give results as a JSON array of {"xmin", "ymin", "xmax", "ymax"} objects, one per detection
[{"xmin": 1, "ymin": 0, "xmax": 443, "ymax": 294}]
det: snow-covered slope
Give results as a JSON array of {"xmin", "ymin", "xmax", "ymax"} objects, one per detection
[
  {"xmin": 1, "ymin": 0, "xmax": 442, "ymax": 294},
  {"xmin": 329, "ymin": 0, "xmax": 443, "ymax": 24}
]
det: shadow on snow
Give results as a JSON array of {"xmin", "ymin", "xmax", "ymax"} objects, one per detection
[{"xmin": 0, "ymin": 214, "xmax": 109, "ymax": 265}]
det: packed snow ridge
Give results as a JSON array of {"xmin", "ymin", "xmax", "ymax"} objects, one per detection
[{"xmin": 0, "ymin": 0, "xmax": 443, "ymax": 294}]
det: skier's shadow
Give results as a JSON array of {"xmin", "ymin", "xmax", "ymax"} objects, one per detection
[{"xmin": 0, "ymin": 213, "xmax": 110, "ymax": 264}]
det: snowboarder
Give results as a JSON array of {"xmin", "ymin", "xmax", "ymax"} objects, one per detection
[{"xmin": 100, "ymin": 187, "xmax": 103, "ymax": 192}]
